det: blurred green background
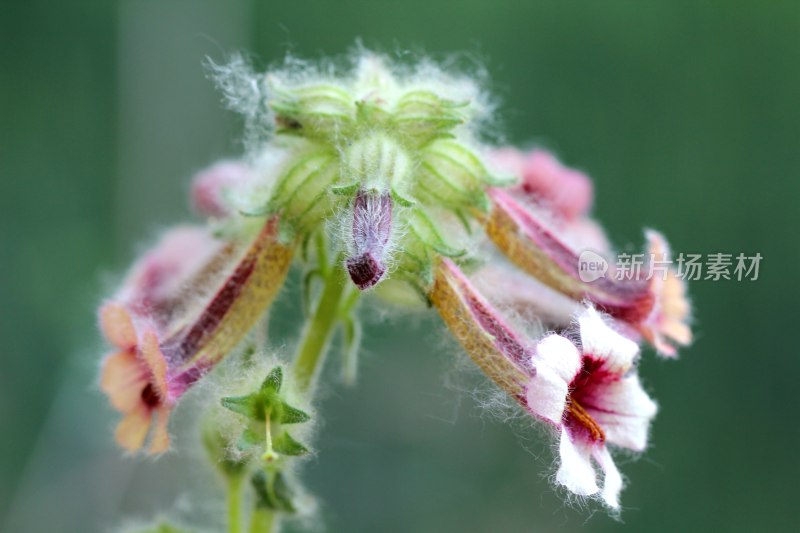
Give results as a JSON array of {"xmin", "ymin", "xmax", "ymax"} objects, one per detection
[{"xmin": 2, "ymin": 1, "xmax": 799, "ymax": 532}]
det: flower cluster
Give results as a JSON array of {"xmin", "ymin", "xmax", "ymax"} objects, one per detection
[{"xmin": 98, "ymin": 50, "xmax": 692, "ymax": 530}]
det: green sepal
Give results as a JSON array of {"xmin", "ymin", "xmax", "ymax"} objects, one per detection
[
  {"xmin": 220, "ymin": 395, "xmax": 257, "ymax": 419},
  {"xmin": 391, "ymin": 186, "xmax": 416, "ymax": 207},
  {"xmin": 393, "ymin": 115, "xmax": 463, "ymax": 131},
  {"xmin": 273, "ymin": 431, "xmax": 309, "ymax": 456},
  {"xmin": 473, "ymin": 188, "xmax": 492, "ymax": 214},
  {"xmin": 421, "ymin": 140, "xmax": 501, "ymax": 210},
  {"xmin": 454, "ymin": 208, "xmax": 474, "ymax": 235},
  {"xmin": 408, "ymin": 208, "xmax": 467, "ymax": 258},
  {"xmin": 355, "ymin": 99, "xmax": 391, "ymax": 123},
  {"xmin": 331, "ymin": 182, "xmax": 360, "ymax": 196},
  {"xmin": 221, "ymin": 367, "xmax": 311, "ymax": 424},
  {"xmin": 261, "ymin": 366, "xmax": 283, "ymax": 394},
  {"xmin": 270, "ymin": 102, "xmax": 354, "ymax": 123},
  {"xmin": 278, "ymin": 401, "xmax": 311, "ymax": 424}
]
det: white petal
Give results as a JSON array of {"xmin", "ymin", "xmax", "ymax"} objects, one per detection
[
  {"xmin": 533, "ymin": 334, "xmax": 582, "ymax": 382},
  {"xmin": 526, "ymin": 366, "xmax": 569, "ymax": 424},
  {"xmin": 593, "ymin": 446, "xmax": 623, "ymax": 510},
  {"xmin": 526, "ymin": 335, "xmax": 581, "ymax": 424},
  {"xmin": 578, "ymin": 307, "xmax": 639, "ymax": 373},
  {"xmin": 582, "ymin": 375, "xmax": 658, "ymax": 451},
  {"xmin": 556, "ymin": 428, "xmax": 599, "ymax": 496}
]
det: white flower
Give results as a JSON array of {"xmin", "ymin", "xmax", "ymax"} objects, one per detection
[{"xmin": 526, "ymin": 306, "xmax": 658, "ymax": 509}]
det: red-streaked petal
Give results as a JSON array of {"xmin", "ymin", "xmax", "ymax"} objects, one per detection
[
  {"xmin": 578, "ymin": 307, "xmax": 640, "ymax": 374},
  {"xmin": 579, "ymin": 375, "xmax": 658, "ymax": 452}
]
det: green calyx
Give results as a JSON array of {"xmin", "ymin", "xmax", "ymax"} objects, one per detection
[
  {"xmin": 221, "ymin": 366, "xmax": 311, "ymax": 463},
  {"xmin": 221, "ymin": 366, "xmax": 310, "ymax": 424}
]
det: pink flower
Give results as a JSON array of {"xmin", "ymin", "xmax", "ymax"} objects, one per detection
[
  {"xmin": 190, "ymin": 160, "xmax": 253, "ymax": 218},
  {"xmin": 483, "ymin": 187, "xmax": 692, "ymax": 356},
  {"xmin": 639, "ymin": 231, "xmax": 693, "ymax": 356},
  {"xmin": 490, "ymin": 148, "xmax": 593, "ymax": 221},
  {"xmin": 526, "ymin": 307, "xmax": 658, "ymax": 508},
  {"xmin": 99, "ymin": 218, "xmax": 295, "ymax": 453},
  {"xmin": 114, "ymin": 226, "xmax": 225, "ymax": 320},
  {"xmin": 99, "ymin": 303, "xmax": 172, "ymax": 453}
]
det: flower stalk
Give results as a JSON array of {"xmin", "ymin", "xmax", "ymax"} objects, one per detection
[
  {"xmin": 293, "ymin": 258, "xmax": 352, "ymax": 393},
  {"xmin": 227, "ymin": 474, "xmax": 244, "ymax": 533}
]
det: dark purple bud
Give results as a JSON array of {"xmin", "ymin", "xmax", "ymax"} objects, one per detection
[{"xmin": 346, "ymin": 190, "xmax": 393, "ymax": 290}]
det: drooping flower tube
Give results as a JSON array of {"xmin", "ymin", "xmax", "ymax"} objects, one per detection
[
  {"xmin": 481, "ymin": 187, "xmax": 691, "ymax": 356},
  {"xmin": 99, "ymin": 218, "xmax": 294, "ymax": 453},
  {"xmin": 430, "ymin": 258, "xmax": 533, "ymax": 401},
  {"xmin": 430, "ymin": 258, "xmax": 657, "ymax": 508}
]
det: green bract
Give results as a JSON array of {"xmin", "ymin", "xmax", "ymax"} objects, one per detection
[{"xmin": 221, "ymin": 367, "xmax": 311, "ymax": 463}]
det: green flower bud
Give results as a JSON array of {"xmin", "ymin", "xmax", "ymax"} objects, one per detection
[
  {"xmin": 392, "ymin": 90, "xmax": 469, "ymax": 145},
  {"xmin": 342, "ymin": 133, "xmax": 411, "ymax": 193},
  {"xmin": 270, "ymin": 82, "xmax": 356, "ymax": 138}
]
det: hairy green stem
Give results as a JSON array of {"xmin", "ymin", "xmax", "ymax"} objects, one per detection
[
  {"xmin": 248, "ymin": 508, "xmax": 274, "ymax": 533},
  {"xmin": 293, "ymin": 262, "xmax": 348, "ymax": 393},
  {"xmin": 227, "ymin": 475, "xmax": 244, "ymax": 533}
]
